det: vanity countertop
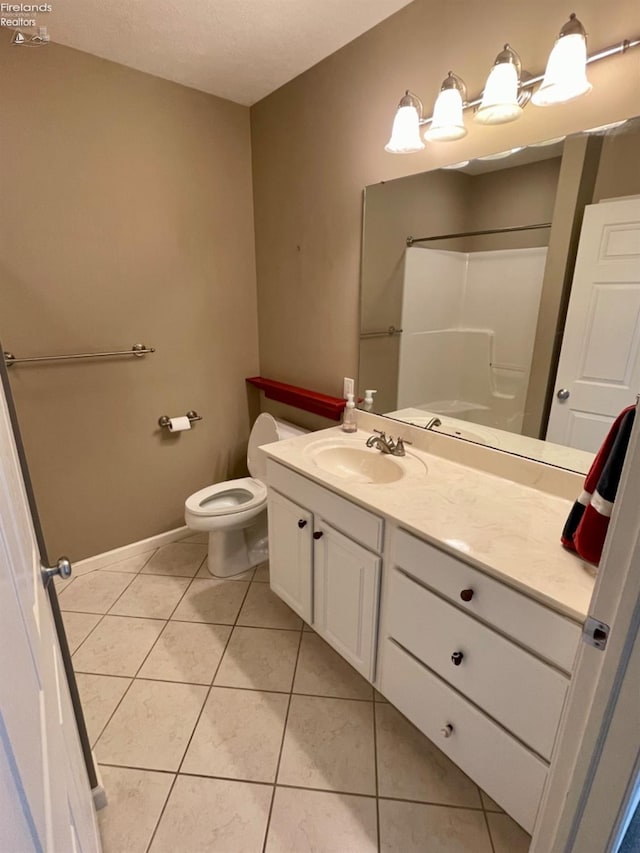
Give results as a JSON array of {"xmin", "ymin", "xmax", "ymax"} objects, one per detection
[{"xmin": 262, "ymin": 425, "xmax": 596, "ymax": 623}]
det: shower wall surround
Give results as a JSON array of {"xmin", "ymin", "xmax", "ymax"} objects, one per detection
[
  {"xmin": 398, "ymin": 246, "xmax": 547, "ymax": 432},
  {"xmin": 0, "ymin": 38, "xmax": 259, "ymax": 560}
]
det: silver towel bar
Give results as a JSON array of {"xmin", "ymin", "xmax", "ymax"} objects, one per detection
[
  {"xmin": 3, "ymin": 343, "xmax": 155, "ymax": 367},
  {"xmin": 359, "ymin": 326, "xmax": 403, "ymax": 339}
]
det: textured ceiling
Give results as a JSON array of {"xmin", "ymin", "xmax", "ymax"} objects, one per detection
[{"xmin": 40, "ymin": 0, "xmax": 414, "ymax": 105}]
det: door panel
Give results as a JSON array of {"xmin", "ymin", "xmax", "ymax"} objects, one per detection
[
  {"xmin": 547, "ymin": 198, "xmax": 640, "ymax": 451},
  {"xmin": 267, "ymin": 490, "xmax": 313, "ymax": 623},
  {"xmin": 0, "ymin": 379, "xmax": 100, "ymax": 851},
  {"xmin": 313, "ymin": 522, "xmax": 380, "ymax": 680}
]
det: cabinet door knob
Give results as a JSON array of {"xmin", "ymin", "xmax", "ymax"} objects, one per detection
[
  {"xmin": 313, "ymin": 531, "xmax": 324, "ymax": 540},
  {"xmin": 451, "ymin": 651, "xmax": 464, "ymax": 666},
  {"xmin": 441, "ymin": 724, "xmax": 454, "ymax": 738},
  {"xmin": 460, "ymin": 588, "xmax": 474, "ymax": 602},
  {"xmin": 297, "ymin": 519, "xmax": 307, "ymax": 529}
]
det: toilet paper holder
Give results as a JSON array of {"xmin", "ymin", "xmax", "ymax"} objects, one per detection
[{"xmin": 158, "ymin": 411, "xmax": 203, "ymax": 429}]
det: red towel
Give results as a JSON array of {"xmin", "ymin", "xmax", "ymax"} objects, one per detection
[{"xmin": 561, "ymin": 405, "xmax": 636, "ymax": 566}]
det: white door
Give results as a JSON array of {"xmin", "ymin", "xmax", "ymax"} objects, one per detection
[
  {"xmin": 313, "ymin": 522, "xmax": 381, "ymax": 680},
  {"xmin": 546, "ymin": 197, "xmax": 640, "ymax": 451},
  {"xmin": 533, "ymin": 402, "xmax": 640, "ymax": 852},
  {"xmin": 267, "ymin": 490, "xmax": 313, "ymax": 623},
  {"xmin": 0, "ymin": 379, "xmax": 101, "ymax": 851}
]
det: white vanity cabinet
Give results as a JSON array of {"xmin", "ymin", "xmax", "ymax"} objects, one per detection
[
  {"xmin": 268, "ymin": 490, "xmax": 313, "ymax": 622},
  {"xmin": 378, "ymin": 528, "xmax": 582, "ymax": 833},
  {"xmin": 313, "ymin": 523, "xmax": 381, "ymax": 679},
  {"xmin": 267, "ymin": 460, "xmax": 383, "ymax": 680}
]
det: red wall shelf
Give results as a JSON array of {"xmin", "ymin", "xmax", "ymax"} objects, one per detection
[{"xmin": 246, "ymin": 376, "xmax": 347, "ymax": 421}]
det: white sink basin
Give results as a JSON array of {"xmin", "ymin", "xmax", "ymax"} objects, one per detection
[{"xmin": 304, "ymin": 439, "xmax": 427, "ymax": 484}]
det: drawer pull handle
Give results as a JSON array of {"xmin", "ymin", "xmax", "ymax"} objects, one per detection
[
  {"xmin": 451, "ymin": 651, "xmax": 464, "ymax": 666},
  {"xmin": 460, "ymin": 588, "xmax": 474, "ymax": 602},
  {"xmin": 313, "ymin": 531, "xmax": 324, "ymax": 540},
  {"xmin": 297, "ymin": 519, "xmax": 308, "ymax": 529},
  {"xmin": 441, "ymin": 724, "xmax": 454, "ymax": 738}
]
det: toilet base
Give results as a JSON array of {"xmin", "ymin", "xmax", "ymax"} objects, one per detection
[{"xmin": 206, "ymin": 514, "xmax": 268, "ymax": 578}]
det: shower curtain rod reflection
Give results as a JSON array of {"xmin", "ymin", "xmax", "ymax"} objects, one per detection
[{"xmin": 406, "ymin": 222, "xmax": 551, "ymax": 246}]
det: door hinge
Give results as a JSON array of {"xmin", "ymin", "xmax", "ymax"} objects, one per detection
[{"xmin": 582, "ymin": 616, "xmax": 610, "ymax": 650}]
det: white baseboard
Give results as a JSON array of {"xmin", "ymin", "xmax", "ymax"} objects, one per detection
[{"xmin": 74, "ymin": 525, "xmax": 189, "ymax": 574}]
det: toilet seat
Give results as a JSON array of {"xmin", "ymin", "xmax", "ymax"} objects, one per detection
[
  {"xmin": 184, "ymin": 414, "xmax": 308, "ymax": 575},
  {"xmin": 185, "ymin": 477, "xmax": 267, "ymax": 518}
]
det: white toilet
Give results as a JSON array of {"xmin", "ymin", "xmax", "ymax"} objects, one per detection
[{"xmin": 184, "ymin": 413, "xmax": 306, "ymax": 578}]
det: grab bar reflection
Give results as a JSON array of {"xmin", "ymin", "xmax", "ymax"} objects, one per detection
[
  {"xmin": 4, "ymin": 343, "xmax": 155, "ymax": 367},
  {"xmin": 359, "ymin": 326, "xmax": 403, "ymax": 339}
]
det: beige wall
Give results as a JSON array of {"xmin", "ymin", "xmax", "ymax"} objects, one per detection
[
  {"xmin": 251, "ymin": 0, "xmax": 640, "ymax": 425},
  {"xmin": 0, "ymin": 40, "xmax": 259, "ymax": 560},
  {"xmin": 464, "ymin": 157, "xmax": 561, "ymax": 252},
  {"xmin": 593, "ymin": 123, "xmax": 640, "ymax": 201}
]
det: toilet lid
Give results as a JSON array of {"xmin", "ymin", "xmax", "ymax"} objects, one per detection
[{"xmin": 247, "ymin": 413, "xmax": 280, "ymax": 480}]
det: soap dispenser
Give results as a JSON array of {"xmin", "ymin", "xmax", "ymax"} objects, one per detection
[
  {"xmin": 363, "ymin": 390, "xmax": 377, "ymax": 412},
  {"xmin": 342, "ymin": 393, "xmax": 357, "ymax": 433}
]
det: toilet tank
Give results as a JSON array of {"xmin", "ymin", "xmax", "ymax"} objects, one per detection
[{"xmin": 247, "ymin": 413, "xmax": 308, "ymax": 481}]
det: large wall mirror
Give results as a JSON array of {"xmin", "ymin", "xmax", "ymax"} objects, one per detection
[{"xmin": 358, "ymin": 116, "xmax": 640, "ymax": 473}]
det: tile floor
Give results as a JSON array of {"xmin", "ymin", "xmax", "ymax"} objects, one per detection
[{"xmin": 58, "ymin": 537, "xmax": 532, "ymax": 852}]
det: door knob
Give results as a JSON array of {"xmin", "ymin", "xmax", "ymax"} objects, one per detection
[
  {"xmin": 460, "ymin": 588, "xmax": 474, "ymax": 602},
  {"xmin": 297, "ymin": 519, "xmax": 308, "ymax": 529},
  {"xmin": 557, "ymin": 388, "xmax": 570, "ymax": 401},
  {"xmin": 313, "ymin": 531, "xmax": 324, "ymax": 540},
  {"xmin": 441, "ymin": 724, "xmax": 454, "ymax": 738},
  {"xmin": 41, "ymin": 556, "xmax": 72, "ymax": 584},
  {"xmin": 451, "ymin": 651, "xmax": 464, "ymax": 666}
]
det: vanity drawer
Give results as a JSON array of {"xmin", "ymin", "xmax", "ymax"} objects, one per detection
[
  {"xmin": 380, "ymin": 637, "xmax": 547, "ymax": 834},
  {"xmin": 387, "ymin": 568, "xmax": 568, "ymax": 761},
  {"xmin": 267, "ymin": 460, "xmax": 384, "ymax": 553},
  {"xmin": 394, "ymin": 528, "xmax": 580, "ymax": 672}
]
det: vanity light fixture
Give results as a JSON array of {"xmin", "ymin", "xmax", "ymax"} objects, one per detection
[
  {"xmin": 475, "ymin": 44, "xmax": 529, "ymax": 125},
  {"xmin": 532, "ymin": 13, "xmax": 591, "ymax": 106},
  {"xmin": 385, "ymin": 13, "xmax": 640, "ymax": 153},
  {"xmin": 385, "ymin": 90, "xmax": 425, "ymax": 153},
  {"xmin": 424, "ymin": 72, "xmax": 467, "ymax": 141}
]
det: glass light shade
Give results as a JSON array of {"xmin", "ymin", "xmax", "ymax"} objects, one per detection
[
  {"xmin": 532, "ymin": 32, "xmax": 592, "ymax": 106},
  {"xmin": 425, "ymin": 88, "xmax": 467, "ymax": 141},
  {"xmin": 475, "ymin": 62, "xmax": 523, "ymax": 125},
  {"xmin": 385, "ymin": 104, "xmax": 425, "ymax": 153}
]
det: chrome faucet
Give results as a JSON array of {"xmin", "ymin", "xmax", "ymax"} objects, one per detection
[
  {"xmin": 365, "ymin": 429, "xmax": 412, "ymax": 457},
  {"xmin": 424, "ymin": 417, "xmax": 442, "ymax": 431}
]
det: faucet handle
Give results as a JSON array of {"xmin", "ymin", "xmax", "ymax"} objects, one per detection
[
  {"xmin": 373, "ymin": 429, "xmax": 387, "ymax": 438},
  {"xmin": 393, "ymin": 436, "xmax": 412, "ymax": 456}
]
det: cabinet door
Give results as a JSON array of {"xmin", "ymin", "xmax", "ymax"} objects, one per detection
[
  {"xmin": 314, "ymin": 521, "xmax": 381, "ymax": 680},
  {"xmin": 268, "ymin": 490, "xmax": 313, "ymax": 622}
]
